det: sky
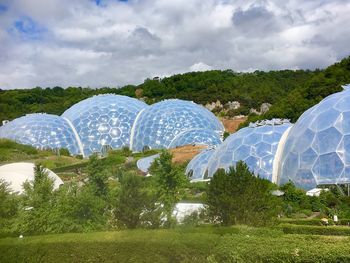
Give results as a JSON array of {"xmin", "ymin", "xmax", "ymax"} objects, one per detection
[{"xmin": 0, "ymin": 0, "xmax": 349, "ymax": 89}]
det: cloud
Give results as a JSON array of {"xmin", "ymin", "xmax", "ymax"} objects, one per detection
[
  {"xmin": 190, "ymin": 62, "xmax": 213, "ymax": 72},
  {"xmin": 0, "ymin": 0, "xmax": 349, "ymax": 89}
]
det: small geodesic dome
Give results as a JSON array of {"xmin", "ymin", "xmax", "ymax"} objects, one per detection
[
  {"xmin": 278, "ymin": 85, "xmax": 350, "ymax": 190},
  {"xmin": 185, "ymin": 149, "xmax": 215, "ymax": 181},
  {"xmin": 168, "ymin": 129, "xmax": 222, "ymax": 149},
  {"xmin": 207, "ymin": 120, "xmax": 292, "ymax": 181},
  {"xmin": 62, "ymin": 94, "xmax": 147, "ymax": 156},
  {"xmin": 0, "ymin": 113, "xmax": 81, "ymax": 155},
  {"xmin": 130, "ymin": 99, "xmax": 224, "ymax": 151}
]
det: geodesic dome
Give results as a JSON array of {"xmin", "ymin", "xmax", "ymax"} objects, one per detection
[
  {"xmin": 0, "ymin": 113, "xmax": 81, "ymax": 155},
  {"xmin": 130, "ymin": 99, "xmax": 224, "ymax": 151},
  {"xmin": 185, "ymin": 149, "xmax": 215, "ymax": 181},
  {"xmin": 62, "ymin": 94, "xmax": 147, "ymax": 156},
  {"xmin": 207, "ymin": 121, "xmax": 292, "ymax": 181},
  {"xmin": 168, "ymin": 129, "xmax": 222, "ymax": 149},
  {"xmin": 278, "ymin": 85, "xmax": 350, "ymax": 190},
  {"xmin": 136, "ymin": 154, "xmax": 160, "ymax": 173}
]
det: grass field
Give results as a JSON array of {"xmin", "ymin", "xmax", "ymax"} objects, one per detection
[{"xmin": 1, "ymin": 225, "xmax": 350, "ymax": 262}]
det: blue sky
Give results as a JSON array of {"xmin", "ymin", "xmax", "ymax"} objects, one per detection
[{"xmin": 0, "ymin": 0, "xmax": 349, "ymax": 89}]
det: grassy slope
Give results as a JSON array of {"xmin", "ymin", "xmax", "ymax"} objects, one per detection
[{"xmin": 1, "ymin": 226, "xmax": 350, "ymax": 262}]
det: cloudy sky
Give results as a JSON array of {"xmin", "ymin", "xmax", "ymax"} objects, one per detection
[{"xmin": 0, "ymin": 0, "xmax": 349, "ymax": 89}]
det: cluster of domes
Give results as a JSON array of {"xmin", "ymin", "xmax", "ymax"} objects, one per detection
[
  {"xmin": 0, "ymin": 95, "xmax": 223, "ymax": 157},
  {"xmin": 187, "ymin": 85, "xmax": 350, "ymax": 191},
  {"xmin": 186, "ymin": 119, "xmax": 292, "ymax": 182}
]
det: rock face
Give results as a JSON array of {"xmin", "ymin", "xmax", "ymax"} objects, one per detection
[
  {"xmin": 205, "ymin": 100, "xmax": 271, "ymax": 116},
  {"xmin": 225, "ymin": 101, "xmax": 240, "ymax": 110},
  {"xmin": 205, "ymin": 100, "xmax": 223, "ymax": 111},
  {"xmin": 250, "ymin": 103, "xmax": 272, "ymax": 115},
  {"xmin": 260, "ymin": 103, "xmax": 272, "ymax": 114}
]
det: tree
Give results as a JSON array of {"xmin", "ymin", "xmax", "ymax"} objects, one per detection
[
  {"xmin": 0, "ymin": 180, "xmax": 19, "ymax": 231},
  {"xmin": 114, "ymin": 173, "xmax": 162, "ymax": 229},
  {"xmin": 17, "ymin": 164, "xmax": 56, "ymax": 234},
  {"xmin": 115, "ymin": 173, "xmax": 147, "ymax": 228},
  {"xmin": 149, "ymin": 150, "xmax": 187, "ymax": 225},
  {"xmin": 206, "ymin": 161, "xmax": 280, "ymax": 226},
  {"xmin": 87, "ymin": 154, "xmax": 109, "ymax": 197}
]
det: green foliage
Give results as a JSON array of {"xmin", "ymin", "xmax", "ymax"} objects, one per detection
[
  {"xmin": 1, "ymin": 56, "xmax": 350, "ymax": 128},
  {"xmin": 0, "ymin": 180, "xmax": 19, "ymax": 235},
  {"xmin": 58, "ymin": 148, "xmax": 70, "ymax": 156},
  {"xmin": 206, "ymin": 161, "xmax": 281, "ymax": 226},
  {"xmin": 3, "ymin": 226, "xmax": 350, "ymax": 262},
  {"xmin": 86, "ymin": 154, "xmax": 109, "ymax": 197},
  {"xmin": 114, "ymin": 173, "xmax": 162, "ymax": 229},
  {"xmin": 149, "ymin": 150, "xmax": 187, "ymax": 225},
  {"xmin": 280, "ymin": 224, "xmax": 350, "ymax": 236}
]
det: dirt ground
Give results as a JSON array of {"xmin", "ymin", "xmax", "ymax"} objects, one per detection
[
  {"xmin": 220, "ymin": 116, "xmax": 248, "ymax": 133},
  {"xmin": 170, "ymin": 145, "xmax": 207, "ymax": 164}
]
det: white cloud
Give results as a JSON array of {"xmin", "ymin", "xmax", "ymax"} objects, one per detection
[
  {"xmin": 190, "ymin": 62, "xmax": 213, "ymax": 72},
  {"xmin": 0, "ymin": 0, "xmax": 349, "ymax": 89}
]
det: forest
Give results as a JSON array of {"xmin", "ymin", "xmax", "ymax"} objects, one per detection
[{"xmin": 1, "ymin": 56, "xmax": 350, "ymax": 124}]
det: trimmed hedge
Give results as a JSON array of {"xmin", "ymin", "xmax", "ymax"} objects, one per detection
[
  {"xmin": 2, "ymin": 227, "xmax": 350, "ymax": 262},
  {"xmin": 279, "ymin": 218, "xmax": 323, "ymax": 226},
  {"xmin": 280, "ymin": 224, "xmax": 350, "ymax": 236}
]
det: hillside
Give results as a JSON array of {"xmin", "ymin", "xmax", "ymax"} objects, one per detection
[{"xmin": 0, "ymin": 56, "xmax": 350, "ymax": 125}]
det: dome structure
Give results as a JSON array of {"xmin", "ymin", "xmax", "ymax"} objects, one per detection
[
  {"xmin": 136, "ymin": 154, "xmax": 160, "ymax": 173},
  {"xmin": 62, "ymin": 94, "xmax": 147, "ymax": 156},
  {"xmin": 168, "ymin": 129, "xmax": 222, "ymax": 149},
  {"xmin": 0, "ymin": 162, "xmax": 63, "ymax": 194},
  {"xmin": 278, "ymin": 85, "xmax": 350, "ymax": 190},
  {"xmin": 0, "ymin": 113, "xmax": 81, "ymax": 155},
  {"xmin": 207, "ymin": 120, "xmax": 292, "ymax": 181},
  {"xmin": 185, "ymin": 149, "xmax": 215, "ymax": 181},
  {"xmin": 130, "ymin": 99, "xmax": 224, "ymax": 151}
]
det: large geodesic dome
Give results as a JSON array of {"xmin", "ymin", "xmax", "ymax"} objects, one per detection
[
  {"xmin": 62, "ymin": 94, "xmax": 147, "ymax": 156},
  {"xmin": 278, "ymin": 86, "xmax": 350, "ymax": 190},
  {"xmin": 207, "ymin": 120, "xmax": 292, "ymax": 181},
  {"xmin": 0, "ymin": 113, "xmax": 81, "ymax": 155},
  {"xmin": 186, "ymin": 149, "xmax": 215, "ymax": 181},
  {"xmin": 130, "ymin": 99, "xmax": 224, "ymax": 151}
]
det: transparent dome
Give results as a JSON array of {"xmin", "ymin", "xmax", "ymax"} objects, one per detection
[
  {"xmin": 136, "ymin": 154, "xmax": 159, "ymax": 173},
  {"xmin": 62, "ymin": 94, "xmax": 147, "ymax": 156},
  {"xmin": 278, "ymin": 85, "xmax": 350, "ymax": 190},
  {"xmin": 0, "ymin": 114, "xmax": 81, "ymax": 155},
  {"xmin": 207, "ymin": 122, "xmax": 292, "ymax": 181},
  {"xmin": 130, "ymin": 99, "xmax": 224, "ymax": 151},
  {"xmin": 168, "ymin": 129, "xmax": 222, "ymax": 149},
  {"xmin": 186, "ymin": 149, "xmax": 215, "ymax": 181}
]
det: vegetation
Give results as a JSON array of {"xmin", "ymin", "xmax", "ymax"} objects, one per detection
[
  {"xmin": 206, "ymin": 161, "xmax": 280, "ymax": 226},
  {"xmin": 1, "ymin": 56, "xmax": 350, "ymax": 127},
  {"xmin": 2, "ymin": 226, "xmax": 350, "ymax": 262},
  {"xmin": 149, "ymin": 151, "xmax": 187, "ymax": 224}
]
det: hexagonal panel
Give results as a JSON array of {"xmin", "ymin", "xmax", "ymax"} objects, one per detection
[
  {"xmin": 312, "ymin": 153, "xmax": 344, "ymax": 184},
  {"xmin": 312, "ymin": 127, "xmax": 342, "ymax": 154}
]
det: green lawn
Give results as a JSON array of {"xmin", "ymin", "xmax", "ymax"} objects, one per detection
[{"xmin": 1, "ymin": 226, "xmax": 350, "ymax": 262}]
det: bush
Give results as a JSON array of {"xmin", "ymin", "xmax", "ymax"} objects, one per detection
[
  {"xmin": 280, "ymin": 224, "xmax": 350, "ymax": 236},
  {"xmin": 206, "ymin": 161, "xmax": 281, "ymax": 226}
]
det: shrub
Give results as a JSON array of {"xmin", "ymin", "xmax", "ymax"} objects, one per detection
[{"xmin": 206, "ymin": 161, "xmax": 281, "ymax": 226}]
